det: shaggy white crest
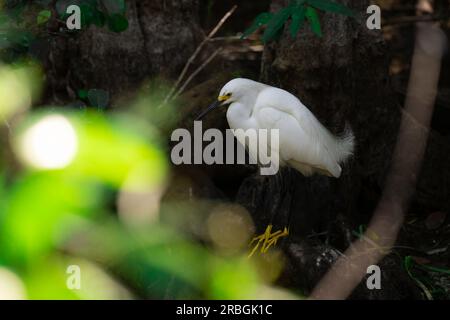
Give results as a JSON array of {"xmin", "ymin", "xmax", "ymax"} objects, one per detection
[{"xmin": 209, "ymin": 78, "xmax": 355, "ymax": 178}]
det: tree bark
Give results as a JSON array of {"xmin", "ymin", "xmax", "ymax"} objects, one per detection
[
  {"xmin": 235, "ymin": 0, "xmax": 406, "ymax": 298},
  {"xmin": 46, "ymin": 0, "xmax": 202, "ymax": 103},
  {"xmin": 238, "ymin": 0, "xmax": 400, "ymax": 237},
  {"xmin": 235, "ymin": 0, "xmax": 449, "ymax": 299}
]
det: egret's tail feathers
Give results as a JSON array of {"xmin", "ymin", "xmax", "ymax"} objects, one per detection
[{"xmin": 334, "ymin": 124, "xmax": 355, "ymax": 164}]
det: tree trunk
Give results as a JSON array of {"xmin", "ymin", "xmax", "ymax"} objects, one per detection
[
  {"xmin": 46, "ymin": 0, "xmax": 202, "ymax": 103},
  {"xmin": 235, "ymin": 0, "xmax": 422, "ymax": 298},
  {"xmin": 239, "ymin": 0, "xmax": 400, "ymax": 238},
  {"xmin": 234, "ymin": 0, "xmax": 450, "ymax": 299}
]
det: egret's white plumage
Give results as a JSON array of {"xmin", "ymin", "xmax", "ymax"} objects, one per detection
[{"xmin": 210, "ymin": 78, "xmax": 355, "ymax": 178}]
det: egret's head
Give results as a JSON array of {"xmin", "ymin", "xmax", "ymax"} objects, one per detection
[
  {"xmin": 196, "ymin": 78, "xmax": 263, "ymax": 120},
  {"xmin": 218, "ymin": 78, "xmax": 264, "ymax": 104}
]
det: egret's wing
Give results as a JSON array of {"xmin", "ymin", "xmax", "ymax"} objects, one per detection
[
  {"xmin": 254, "ymin": 88, "xmax": 342, "ymax": 176},
  {"xmin": 255, "ymin": 87, "xmax": 325, "ymax": 146},
  {"xmin": 255, "ymin": 106, "xmax": 320, "ymax": 164}
]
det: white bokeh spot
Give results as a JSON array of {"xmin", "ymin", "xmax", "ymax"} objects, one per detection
[{"xmin": 19, "ymin": 115, "xmax": 78, "ymax": 170}]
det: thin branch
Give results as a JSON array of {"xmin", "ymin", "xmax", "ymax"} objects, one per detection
[
  {"xmin": 172, "ymin": 47, "xmax": 223, "ymax": 100},
  {"xmin": 207, "ymin": 5, "xmax": 238, "ymax": 39},
  {"xmin": 162, "ymin": 5, "xmax": 238, "ymax": 105},
  {"xmin": 208, "ymin": 35, "xmax": 243, "ymax": 42}
]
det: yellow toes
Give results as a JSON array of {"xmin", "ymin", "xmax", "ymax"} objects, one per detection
[{"xmin": 248, "ymin": 225, "xmax": 289, "ymax": 258}]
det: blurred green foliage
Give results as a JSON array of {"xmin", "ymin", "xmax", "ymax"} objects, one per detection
[
  {"xmin": 0, "ymin": 97, "xmax": 276, "ymax": 298},
  {"xmin": 0, "ymin": 1, "xmax": 299, "ymax": 301},
  {"xmin": 0, "ymin": 49, "xmax": 292, "ymax": 303}
]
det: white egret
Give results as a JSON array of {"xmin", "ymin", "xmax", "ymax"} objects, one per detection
[
  {"xmin": 197, "ymin": 78, "xmax": 355, "ymax": 178},
  {"xmin": 197, "ymin": 78, "xmax": 355, "ymax": 254}
]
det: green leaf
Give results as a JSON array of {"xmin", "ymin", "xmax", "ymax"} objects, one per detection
[
  {"xmin": 107, "ymin": 14, "xmax": 129, "ymax": 33},
  {"xmin": 307, "ymin": 0, "xmax": 355, "ymax": 17},
  {"xmin": 290, "ymin": 5, "xmax": 306, "ymax": 38},
  {"xmin": 241, "ymin": 12, "xmax": 273, "ymax": 39},
  {"xmin": 37, "ymin": 10, "xmax": 52, "ymax": 25},
  {"xmin": 306, "ymin": 6, "xmax": 322, "ymax": 37},
  {"xmin": 262, "ymin": 6, "xmax": 294, "ymax": 43}
]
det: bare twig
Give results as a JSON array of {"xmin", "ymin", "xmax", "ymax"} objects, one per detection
[
  {"xmin": 172, "ymin": 48, "xmax": 223, "ymax": 99},
  {"xmin": 207, "ymin": 5, "xmax": 239, "ymax": 39},
  {"xmin": 208, "ymin": 36, "xmax": 243, "ymax": 42},
  {"xmin": 162, "ymin": 5, "xmax": 238, "ymax": 105}
]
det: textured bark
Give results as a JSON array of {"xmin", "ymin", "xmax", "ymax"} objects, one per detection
[
  {"xmin": 234, "ymin": 0, "xmax": 405, "ymax": 298},
  {"xmin": 46, "ymin": 0, "xmax": 202, "ymax": 102},
  {"xmin": 238, "ymin": 0, "xmax": 400, "ymax": 235},
  {"xmin": 234, "ymin": 0, "xmax": 449, "ymax": 298}
]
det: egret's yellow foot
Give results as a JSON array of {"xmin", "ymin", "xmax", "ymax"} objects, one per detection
[{"xmin": 248, "ymin": 225, "xmax": 289, "ymax": 258}]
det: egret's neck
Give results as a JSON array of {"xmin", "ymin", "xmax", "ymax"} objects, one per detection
[
  {"xmin": 226, "ymin": 100, "xmax": 256, "ymax": 131},
  {"xmin": 228, "ymin": 91, "xmax": 258, "ymax": 117}
]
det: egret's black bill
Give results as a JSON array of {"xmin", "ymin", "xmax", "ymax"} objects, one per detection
[{"xmin": 195, "ymin": 101, "xmax": 221, "ymax": 121}]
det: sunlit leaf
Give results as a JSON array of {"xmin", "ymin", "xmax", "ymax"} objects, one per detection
[
  {"xmin": 24, "ymin": 256, "xmax": 82, "ymax": 299},
  {"xmin": 37, "ymin": 10, "xmax": 51, "ymax": 25},
  {"xmin": 0, "ymin": 172, "xmax": 105, "ymax": 265},
  {"xmin": 69, "ymin": 112, "xmax": 168, "ymax": 188},
  {"xmin": 0, "ymin": 63, "xmax": 42, "ymax": 121},
  {"xmin": 209, "ymin": 258, "xmax": 260, "ymax": 299}
]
